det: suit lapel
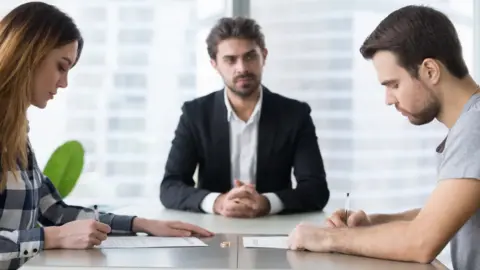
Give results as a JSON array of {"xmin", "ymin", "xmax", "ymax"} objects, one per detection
[
  {"xmin": 212, "ymin": 90, "xmax": 232, "ymax": 189},
  {"xmin": 256, "ymin": 88, "xmax": 276, "ymax": 186}
]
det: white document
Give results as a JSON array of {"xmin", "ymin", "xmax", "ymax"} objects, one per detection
[
  {"xmin": 243, "ymin": 236, "xmax": 289, "ymax": 249},
  {"xmin": 98, "ymin": 236, "xmax": 207, "ymax": 249}
]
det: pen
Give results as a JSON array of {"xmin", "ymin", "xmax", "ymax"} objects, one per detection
[
  {"xmin": 93, "ymin": 204, "xmax": 99, "ymax": 221},
  {"xmin": 345, "ymin": 192, "xmax": 350, "ymax": 224}
]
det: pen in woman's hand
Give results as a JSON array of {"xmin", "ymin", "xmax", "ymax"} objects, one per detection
[{"xmin": 93, "ymin": 204, "xmax": 99, "ymax": 221}]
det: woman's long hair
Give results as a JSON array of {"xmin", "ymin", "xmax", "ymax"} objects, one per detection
[{"xmin": 0, "ymin": 2, "xmax": 83, "ymax": 192}]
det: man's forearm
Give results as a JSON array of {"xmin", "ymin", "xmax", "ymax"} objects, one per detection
[
  {"xmin": 329, "ymin": 220, "xmax": 433, "ymax": 263},
  {"xmin": 369, "ymin": 208, "xmax": 420, "ymax": 225},
  {"xmin": 160, "ymin": 179, "xmax": 210, "ymax": 212}
]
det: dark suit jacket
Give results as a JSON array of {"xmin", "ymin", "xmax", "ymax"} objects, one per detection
[{"xmin": 160, "ymin": 87, "xmax": 330, "ymax": 214}]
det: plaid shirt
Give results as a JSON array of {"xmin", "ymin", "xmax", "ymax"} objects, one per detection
[{"xmin": 0, "ymin": 139, "xmax": 135, "ymax": 270}]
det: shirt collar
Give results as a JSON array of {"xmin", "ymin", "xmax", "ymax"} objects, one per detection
[
  {"xmin": 436, "ymin": 92, "xmax": 480, "ymax": 153},
  {"xmin": 461, "ymin": 92, "xmax": 480, "ymax": 114},
  {"xmin": 224, "ymin": 87, "xmax": 263, "ymax": 122}
]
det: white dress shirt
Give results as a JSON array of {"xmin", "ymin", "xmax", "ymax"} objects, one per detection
[{"xmin": 200, "ymin": 89, "xmax": 284, "ymax": 215}]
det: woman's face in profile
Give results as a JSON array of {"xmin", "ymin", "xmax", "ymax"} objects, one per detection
[{"xmin": 31, "ymin": 40, "xmax": 77, "ymax": 109}]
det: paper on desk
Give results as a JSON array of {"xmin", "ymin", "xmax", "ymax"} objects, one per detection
[
  {"xmin": 243, "ymin": 236, "xmax": 288, "ymax": 249},
  {"xmin": 98, "ymin": 236, "xmax": 207, "ymax": 249}
]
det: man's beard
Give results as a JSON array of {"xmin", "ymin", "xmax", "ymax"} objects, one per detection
[
  {"xmin": 407, "ymin": 103, "xmax": 439, "ymax": 125},
  {"xmin": 226, "ymin": 73, "xmax": 261, "ymax": 98},
  {"xmin": 402, "ymin": 87, "xmax": 440, "ymax": 126}
]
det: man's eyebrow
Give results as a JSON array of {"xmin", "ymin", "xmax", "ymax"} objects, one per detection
[
  {"xmin": 381, "ymin": 79, "xmax": 398, "ymax": 86},
  {"xmin": 222, "ymin": 49, "xmax": 257, "ymax": 60},
  {"xmin": 222, "ymin": 54, "xmax": 235, "ymax": 59},
  {"xmin": 243, "ymin": 49, "xmax": 256, "ymax": 55}
]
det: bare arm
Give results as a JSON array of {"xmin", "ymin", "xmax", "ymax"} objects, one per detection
[
  {"xmin": 327, "ymin": 207, "xmax": 421, "ymax": 228},
  {"xmin": 369, "ymin": 208, "xmax": 420, "ymax": 225},
  {"xmin": 292, "ymin": 111, "xmax": 480, "ymax": 263},
  {"xmin": 327, "ymin": 178, "xmax": 480, "ymax": 263}
]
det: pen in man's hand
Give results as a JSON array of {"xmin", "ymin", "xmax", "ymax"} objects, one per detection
[{"xmin": 345, "ymin": 192, "xmax": 350, "ymax": 224}]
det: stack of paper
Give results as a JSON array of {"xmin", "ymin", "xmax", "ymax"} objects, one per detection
[
  {"xmin": 98, "ymin": 236, "xmax": 207, "ymax": 249},
  {"xmin": 242, "ymin": 236, "xmax": 289, "ymax": 249}
]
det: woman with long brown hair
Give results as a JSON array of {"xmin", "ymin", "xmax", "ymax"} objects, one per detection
[{"xmin": 0, "ymin": 2, "xmax": 213, "ymax": 269}]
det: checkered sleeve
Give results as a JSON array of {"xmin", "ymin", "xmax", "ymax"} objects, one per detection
[
  {"xmin": 0, "ymin": 228, "xmax": 43, "ymax": 261},
  {"xmin": 38, "ymin": 175, "xmax": 136, "ymax": 234}
]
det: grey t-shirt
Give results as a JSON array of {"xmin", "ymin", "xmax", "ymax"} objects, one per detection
[{"xmin": 436, "ymin": 93, "xmax": 480, "ymax": 270}]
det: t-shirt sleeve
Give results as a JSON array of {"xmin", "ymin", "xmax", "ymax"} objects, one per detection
[{"xmin": 438, "ymin": 111, "xmax": 480, "ymax": 180}]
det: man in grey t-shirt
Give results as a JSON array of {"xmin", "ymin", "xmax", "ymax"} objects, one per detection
[
  {"xmin": 286, "ymin": 5, "xmax": 480, "ymax": 270},
  {"xmin": 436, "ymin": 94, "xmax": 480, "ymax": 269}
]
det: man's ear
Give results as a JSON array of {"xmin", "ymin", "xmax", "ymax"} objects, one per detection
[
  {"xmin": 419, "ymin": 58, "xmax": 441, "ymax": 85},
  {"xmin": 210, "ymin": 58, "xmax": 217, "ymax": 69},
  {"xmin": 262, "ymin": 48, "xmax": 268, "ymax": 63}
]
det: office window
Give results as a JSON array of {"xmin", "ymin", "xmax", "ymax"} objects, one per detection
[
  {"xmin": 177, "ymin": 73, "xmax": 196, "ymax": 88},
  {"xmin": 66, "ymin": 117, "xmax": 96, "ymax": 132},
  {"xmin": 71, "ymin": 73, "xmax": 104, "ymax": 88},
  {"xmin": 316, "ymin": 118, "xmax": 353, "ymax": 130},
  {"xmin": 283, "ymin": 78, "xmax": 353, "ymax": 91},
  {"xmin": 81, "ymin": 28, "xmax": 107, "ymax": 44},
  {"xmin": 117, "ymin": 51, "xmax": 149, "ymax": 66},
  {"xmin": 80, "ymin": 50, "xmax": 106, "ymax": 66},
  {"xmin": 108, "ymin": 117, "xmax": 146, "ymax": 132},
  {"xmin": 307, "ymin": 97, "xmax": 352, "ymax": 111},
  {"xmin": 271, "ymin": 18, "xmax": 353, "ymax": 33},
  {"xmin": 116, "ymin": 183, "xmax": 144, "ymax": 197},
  {"xmin": 67, "ymin": 94, "xmax": 98, "ymax": 110},
  {"xmin": 108, "ymin": 95, "xmax": 146, "ymax": 110},
  {"xmin": 270, "ymin": 57, "xmax": 353, "ymax": 72},
  {"xmin": 118, "ymin": 6, "xmax": 154, "ymax": 22},
  {"xmin": 107, "ymin": 138, "xmax": 147, "ymax": 154},
  {"xmin": 117, "ymin": 28, "xmax": 153, "ymax": 44},
  {"xmin": 319, "ymin": 138, "xmax": 353, "ymax": 151},
  {"xmin": 114, "ymin": 73, "xmax": 147, "ymax": 89},
  {"xmin": 80, "ymin": 6, "xmax": 106, "ymax": 22},
  {"xmin": 269, "ymin": 37, "xmax": 353, "ymax": 53},
  {"xmin": 106, "ymin": 161, "xmax": 147, "ymax": 176},
  {"xmin": 79, "ymin": 139, "xmax": 96, "ymax": 154},
  {"xmin": 83, "ymin": 160, "xmax": 96, "ymax": 173}
]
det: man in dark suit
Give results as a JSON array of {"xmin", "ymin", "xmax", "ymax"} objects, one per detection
[{"xmin": 160, "ymin": 16, "xmax": 330, "ymax": 218}]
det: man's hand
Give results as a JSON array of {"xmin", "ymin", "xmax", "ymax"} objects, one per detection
[
  {"xmin": 213, "ymin": 180, "xmax": 270, "ymax": 218},
  {"xmin": 44, "ymin": 219, "xmax": 111, "ymax": 249},
  {"xmin": 325, "ymin": 209, "xmax": 371, "ymax": 228},
  {"xmin": 132, "ymin": 218, "xmax": 214, "ymax": 237},
  {"xmin": 288, "ymin": 222, "xmax": 333, "ymax": 252}
]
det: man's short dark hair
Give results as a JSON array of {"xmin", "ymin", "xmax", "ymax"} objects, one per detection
[
  {"xmin": 359, "ymin": 5, "xmax": 468, "ymax": 79},
  {"xmin": 206, "ymin": 16, "xmax": 266, "ymax": 60}
]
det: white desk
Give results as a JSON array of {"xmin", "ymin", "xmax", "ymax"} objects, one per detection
[
  {"xmin": 23, "ymin": 234, "xmax": 237, "ymax": 269},
  {"xmin": 20, "ymin": 201, "xmax": 450, "ymax": 269},
  {"xmin": 112, "ymin": 201, "xmax": 325, "ymax": 235}
]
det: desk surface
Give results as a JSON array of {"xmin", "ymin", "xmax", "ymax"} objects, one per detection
[
  {"xmin": 24, "ymin": 234, "xmax": 237, "ymax": 269},
  {"xmin": 238, "ymin": 237, "xmax": 448, "ymax": 270},
  {"xmin": 21, "ymin": 203, "xmax": 449, "ymax": 269},
  {"xmin": 22, "ymin": 234, "xmax": 449, "ymax": 270},
  {"xmin": 112, "ymin": 201, "xmax": 325, "ymax": 235}
]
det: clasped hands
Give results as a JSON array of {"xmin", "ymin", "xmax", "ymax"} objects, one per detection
[{"xmin": 213, "ymin": 180, "xmax": 271, "ymax": 218}]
